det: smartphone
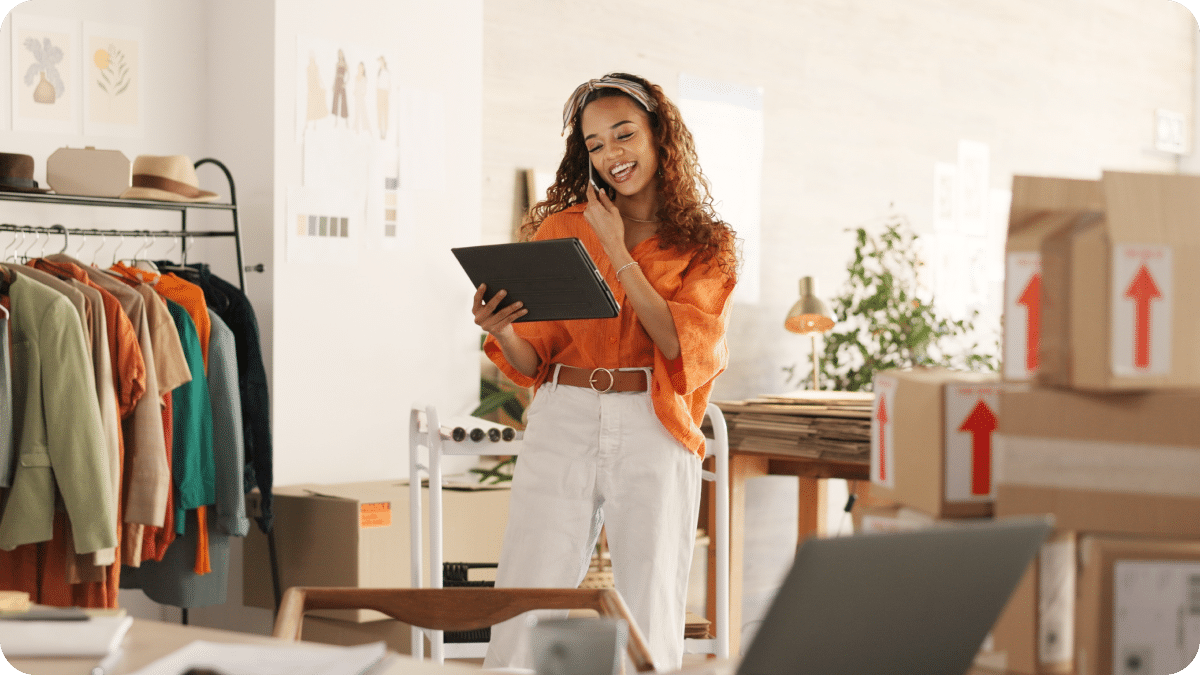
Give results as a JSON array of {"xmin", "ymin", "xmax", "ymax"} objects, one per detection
[{"xmin": 588, "ymin": 161, "xmax": 613, "ymax": 199}]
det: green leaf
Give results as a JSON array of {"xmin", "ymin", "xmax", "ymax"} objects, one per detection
[{"xmin": 471, "ymin": 391, "xmax": 516, "ymax": 417}]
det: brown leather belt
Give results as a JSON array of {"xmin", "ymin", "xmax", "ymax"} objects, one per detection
[{"xmin": 555, "ymin": 365, "xmax": 649, "ymax": 393}]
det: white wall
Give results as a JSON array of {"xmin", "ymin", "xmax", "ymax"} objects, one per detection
[
  {"xmin": 269, "ymin": 0, "xmax": 482, "ymax": 488},
  {"xmin": 482, "ymin": 0, "xmax": 1197, "ymax": 401}
]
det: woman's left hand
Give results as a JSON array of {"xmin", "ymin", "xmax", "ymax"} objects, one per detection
[{"xmin": 583, "ymin": 183, "xmax": 625, "ymax": 251}]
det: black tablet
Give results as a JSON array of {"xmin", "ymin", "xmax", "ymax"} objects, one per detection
[{"xmin": 452, "ymin": 238, "xmax": 620, "ymax": 323}]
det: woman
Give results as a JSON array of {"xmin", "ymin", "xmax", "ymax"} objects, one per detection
[{"xmin": 475, "ymin": 73, "xmax": 737, "ymax": 671}]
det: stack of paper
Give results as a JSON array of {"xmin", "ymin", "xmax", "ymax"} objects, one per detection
[
  {"xmin": 128, "ymin": 640, "xmax": 388, "ymax": 675},
  {"xmin": 0, "ymin": 613, "xmax": 133, "ymax": 657},
  {"xmin": 712, "ymin": 391, "xmax": 873, "ymax": 463}
]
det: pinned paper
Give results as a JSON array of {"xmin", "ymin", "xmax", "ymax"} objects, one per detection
[
  {"xmin": 1113, "ymin": 560, "xmax": 1200, "ymax": 675},
  {"xmin": 871, "ymin": 376, "xmax": 896, "ymax": 489},
  {"xmin": 944, "ymin": 384, "xmax": 1001, "ymax": 501},
  {"xmin": 1111, "ymin": 245, "xmax": 1173, "ymax": 376},
  {"xmin": 1038, "ymin": 539, "xmax": 1075, "ymax": 666},
  {"xmin": 1004, "ymin": 252, "xmax": 1042, "ymax": 380}
]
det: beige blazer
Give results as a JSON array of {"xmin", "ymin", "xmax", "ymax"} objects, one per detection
[{"xmin": 0, "ymin": 274, "xmax": 116, "ymax": 554}]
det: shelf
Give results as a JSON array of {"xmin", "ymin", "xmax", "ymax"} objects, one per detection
[{"xmin": 0, "ymin": 191, "xmax": 236, "ymax": 212}]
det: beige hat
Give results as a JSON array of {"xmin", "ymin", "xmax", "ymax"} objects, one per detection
[{"xmin": 119, "ymin": 155, "xmax": 219, "ymax": 202}]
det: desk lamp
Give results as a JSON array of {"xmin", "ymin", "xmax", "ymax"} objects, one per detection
[{"xmin": 784, "ymin": 276, "xmax": 835, "ymax": 390}]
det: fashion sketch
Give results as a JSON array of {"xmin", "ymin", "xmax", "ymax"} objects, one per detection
[
  {"xmin": 330, "ymin": 49, "xmax": 348, "ymax": 126},
  {"xmin": 353, "ymin": 61, "xmax": 369, "ymax": 134},
  {"xmin": 376, "ymin": 56, "xmax": 390, "ymax": 140},
  {"xmin": 306, "ymin": 52, "xmax": 328, "ymax": 128}
]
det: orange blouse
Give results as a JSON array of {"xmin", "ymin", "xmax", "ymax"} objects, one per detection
[{"xmin": 484, "ymin": 204, "xmax": 735, "ymax": 457}]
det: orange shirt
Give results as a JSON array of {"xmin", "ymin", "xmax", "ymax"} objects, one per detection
[
  {"xmin": 112, "ymin": 263, "xmax": 211, "ymax": 372},
  {"xmin": 484, "ymin": 204, "xmax": 735, "ymax": 457}
]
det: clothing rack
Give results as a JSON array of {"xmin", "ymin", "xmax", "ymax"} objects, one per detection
[
  {"xmin": 0, "ymin": 158, "xmax": 281, "ymax": 624},
  {"xmin": 0, "ymin": 158, "xmax": 251, "ymax": 289}
]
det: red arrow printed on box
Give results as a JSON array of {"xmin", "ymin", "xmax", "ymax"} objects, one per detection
[
  {"xmin": 958, "ymin": 399, "xmax": 998, "ymax": 496},
  {"xmin": 875, "ymin": 396, "xmax": 888, "ymax": 482},
  {"xmin": 1016, "ymin": 272, "xmax": 1041, "ymax": 371},
  {"xmin": 1124, "ymin": 264, "xmax": 1162, "ymax": 370}
]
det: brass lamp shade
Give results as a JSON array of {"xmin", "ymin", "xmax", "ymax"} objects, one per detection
[{"xmin": 784, "ymin": 277, "xmax": 834, "ymax": 334}]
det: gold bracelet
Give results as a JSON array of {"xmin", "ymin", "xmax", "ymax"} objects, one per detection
[{"xmin": 615, "ymin": 261, "xmax": 640, "ymax": 280}]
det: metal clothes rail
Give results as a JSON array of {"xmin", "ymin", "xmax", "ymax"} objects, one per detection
[{"xmin": 0, "ymin": 157, "xmax": 249, "ymax": 289}]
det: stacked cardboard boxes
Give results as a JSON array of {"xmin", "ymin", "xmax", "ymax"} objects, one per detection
[{"xmin": 988, "ymin": 171, "xmax": 1200, "ymax": 675}]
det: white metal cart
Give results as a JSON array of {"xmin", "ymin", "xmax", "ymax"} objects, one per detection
[{"xmin": 407, "ymin": 402, "xmax": 730, "ymax": 663}]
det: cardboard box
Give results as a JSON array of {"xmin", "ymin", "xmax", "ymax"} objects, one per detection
[
  {"xmin": 991, "ymin": 531, "xmax": 1077, "ymax": 675},
  {"xmin": 995, "ymin": 387, "xmax": 1200, "ymax": 539},
  {"xmin": 1075, "ymin": 536, "xmax": 1200, "ymax": 675},
  {"xmin": 870, "ymin": 368, "xmax": 1009, "ymax": 518},
  {"xmin": 244, "ymin": 480, "xmax": 511, "ymax": 622},
  {"xmin": 1036, "ymin": 171, "xmax": 1200, "ymax": 390},
  {"xmin": 1003, "ymin": 175, "xmax": 1105, "ymax": 382}
]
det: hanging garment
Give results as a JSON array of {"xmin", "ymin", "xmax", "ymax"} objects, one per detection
[
  {"xmin": 128, "ymin": 311, "xmax": 248, "ymax": 607},
  {"xmin": 10, "ymin": 261, "xmax": 146, "ymax": 608},
  {"xmin": 162, "ymin": 262, "xmax": 273, "ymax": 533},
  {"xmin": 0, "ymin": 273, "xmax": 114, "ymax": 554},
  {"xmin": 112, "ymin": 263, "xmax": 210, "ymax": 371},
  {"xmin": 162, "ymin": 299, "xmax": 215, "ymax": 532},
  {"xmin": 8, "ymin": 266, "xmax": 121, "ymax": 566},
  {"xmin": 0, "ymin": 268, "xmax": 12, "ymax": 489},
  {"xmin": 35, "ymin": 259, "xmax": 166, "ymax": 533},
  {"xmin": 121, "ymin": 280, "xmax": 192, "ymax": 565}
]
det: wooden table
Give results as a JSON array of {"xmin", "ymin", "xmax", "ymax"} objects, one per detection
[
  {"xmin": 703, "ymin": 394, "xmax": 876, "ymax": 656},
  {"xmin": 10, "ymin": 618, "xmax": 481, "ymax": 675}
]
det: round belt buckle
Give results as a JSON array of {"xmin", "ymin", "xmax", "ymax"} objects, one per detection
[{"xmin": 589, "ymin": 367, "xmax": 615, "ymax": 393}]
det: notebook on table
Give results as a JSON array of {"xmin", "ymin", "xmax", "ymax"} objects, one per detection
[
  {"xmin": 452, "ymin": 237, "xmax": 620, "ymax": 323},
  {"xmin": 736, "ymin": 516, "xmax": 1053, "ymax": 675}
]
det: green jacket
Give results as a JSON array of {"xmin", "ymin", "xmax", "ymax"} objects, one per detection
[{"xmin": 0, "ymin": 273, "xmax": 115, "ymax": 553}]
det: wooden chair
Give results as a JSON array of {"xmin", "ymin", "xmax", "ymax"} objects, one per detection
[{"xmin": 272, "ymin": 586, "xmax": 656, "ymax": 672}]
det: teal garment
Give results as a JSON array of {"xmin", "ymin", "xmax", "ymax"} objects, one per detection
[{"xmin": 166, "ymin": 299, "xmax": 215, "ymax": 533}]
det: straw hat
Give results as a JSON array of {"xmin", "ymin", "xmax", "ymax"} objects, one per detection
[
  {"xmin": 0, "ymin": 153, "xmax": 51, "ymax": 193},
  {"xmin": 119, "ymin": 155, "xmax": 218, "ymax": 202}
]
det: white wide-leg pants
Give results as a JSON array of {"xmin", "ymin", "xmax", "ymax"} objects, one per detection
[{"xmin": 483, "ymin": 367, "xmax": 703, "ymax": 672}]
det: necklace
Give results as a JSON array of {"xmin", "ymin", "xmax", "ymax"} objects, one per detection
[{"xmin": 620, "ymin": 213, "xmax": 660, "ymax": 224}]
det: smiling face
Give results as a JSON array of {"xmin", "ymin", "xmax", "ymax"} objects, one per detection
[{"xmin": 580, "ymin": 95, "xmax": 660, "ymax": 203}]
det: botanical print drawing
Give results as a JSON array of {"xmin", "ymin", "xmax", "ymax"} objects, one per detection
[
  {"xmin": 11, "ymin": 14, "xmax": 77, "ymax": 130},
  {"xmin": 24, "ymin": 36, "xmax": 65, "ymax": 104},
  {"xmin": 93, "ymin": 44, "xmax": 131, "ymax": 110},
  {"xmin": 83, "ymin": 23, "xmax": 142, "ymax": 135}
]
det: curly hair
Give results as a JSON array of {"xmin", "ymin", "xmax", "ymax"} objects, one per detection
[{"xmin": 525, "ymin": 73, "xmax": 738, "ymax": 282}]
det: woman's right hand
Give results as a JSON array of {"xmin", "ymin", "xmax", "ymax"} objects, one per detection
[{"xmin": 473, "ymin": 284, "xmax": 528, "ymax": 337}]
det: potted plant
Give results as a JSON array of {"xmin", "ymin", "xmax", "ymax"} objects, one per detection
[{"xmin": 792, "ymin": 211, "xmax": 998, "ymax": 392}]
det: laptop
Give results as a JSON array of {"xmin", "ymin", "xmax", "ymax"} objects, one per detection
[{"xmin": 736, "ymin": 516, "xmax": 1053, "ymax": 675}]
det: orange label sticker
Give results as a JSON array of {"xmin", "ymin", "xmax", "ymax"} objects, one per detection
[{"xmin": 360, "ymin": 502, "xmax": 392, "ymax": 528}]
